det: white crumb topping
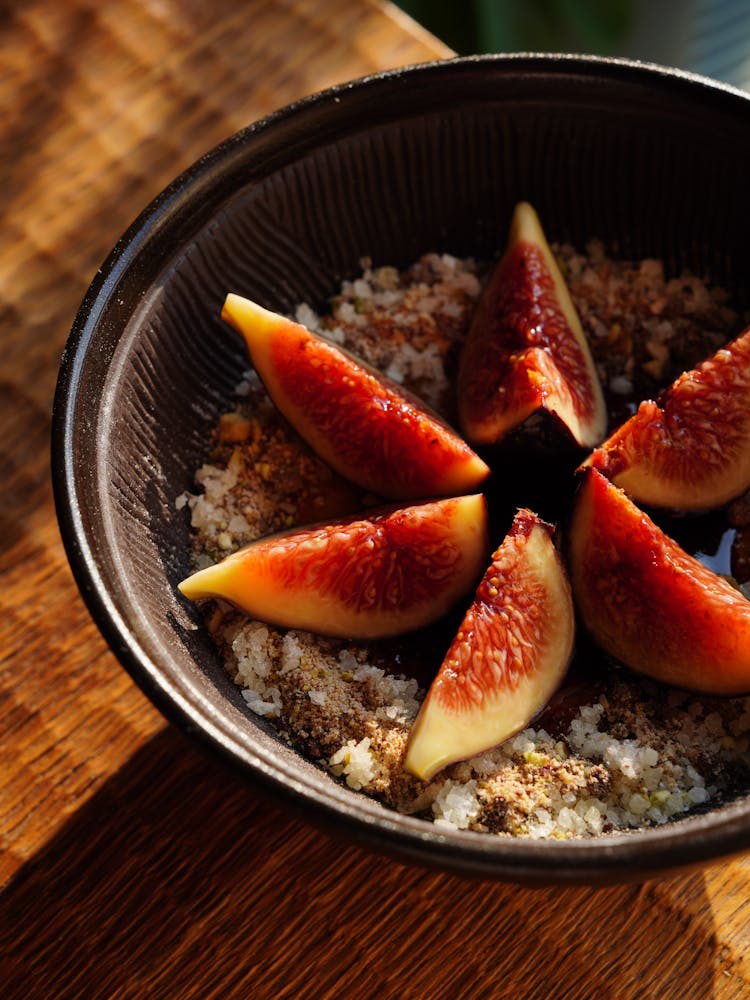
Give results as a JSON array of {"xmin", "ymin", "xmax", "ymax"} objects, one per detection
[{"xmin": 182, "ymin": 248, "xmax": 750, "ymax": 839}]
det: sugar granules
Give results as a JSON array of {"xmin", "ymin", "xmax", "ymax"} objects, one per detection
[{"xmin": 179, "ymin": 250, "xmax": 750, "ymax": 837}]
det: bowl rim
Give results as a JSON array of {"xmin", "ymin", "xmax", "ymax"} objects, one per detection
[{"xmin": 52, "ymin": 52, "xmax": 750, "ymax": 883}]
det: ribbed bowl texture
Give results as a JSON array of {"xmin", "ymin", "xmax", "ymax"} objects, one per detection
[{"xmin": 54, "ymin": 55, "xmax": 750, "ymax": 882}]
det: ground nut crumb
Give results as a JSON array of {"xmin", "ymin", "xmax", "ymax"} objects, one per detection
[{"xmin": 183, "ymin": 250, "xmax": 750, "ymax": 838}]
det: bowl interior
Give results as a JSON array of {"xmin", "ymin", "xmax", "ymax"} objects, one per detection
[{"xmin": 55, "ymin": 55, "xmax": 750, "ymax": 882}]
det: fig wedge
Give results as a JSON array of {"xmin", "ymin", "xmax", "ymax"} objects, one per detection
[
  {"xmin": 404, "ymin": 510, "xmax": 574, "ymax": 781},
  {"xmin": 221, "ymin": 294, "xmax": 489, "ymax": 500},
  {"xmin": 457, "ymin": 202, "xmax": 606, "ymax": 449},
  {"xmin": 179, "ymin": 495, "xmax": 488, "ymax": 640},
  {"xmin": 586, "ymin": 328, "xmax": 750, "ymax": 511},
  {"xmin": 569, "ymin": 469, "xmax": 750, "ymax": 695}
]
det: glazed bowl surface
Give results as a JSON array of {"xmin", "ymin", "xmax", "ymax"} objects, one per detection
[{"xmin": 53, "ymin": 54, "xmax": 750, "ymax": 883}]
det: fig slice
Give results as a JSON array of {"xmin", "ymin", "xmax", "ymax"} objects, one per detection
[
  {"xmin": 457, "ymin": 201, "xmax": 606, "ymax": 449},
  {"xmin": 221, "ymin": 294, "xmax": 490, "ymax": 500},
  {"xmin": 568, "ymin": 468, "xmax": 750, "ymax": 695},
  {"xmin": 586, "ymin": 328, "xmax": 750, "ymax": 511},
  {"xmin": 404, "ymin": 509, "xmax": 574, "ymax": 781},
  {"xmin": 179, "ymin": 494, "xmax": 489, "ymax": 640}
]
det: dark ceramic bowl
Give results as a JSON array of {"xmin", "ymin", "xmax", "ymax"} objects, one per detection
[{"xmin": 53, "ymin": 55, "xmax": 750, "ymax": 883}]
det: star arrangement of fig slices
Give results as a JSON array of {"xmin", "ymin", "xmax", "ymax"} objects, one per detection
[{"xmin": 179, "ymin": 201, "xmax": 750, "ymax": 783}]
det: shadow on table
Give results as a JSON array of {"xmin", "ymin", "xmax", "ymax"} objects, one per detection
[
  {"xmin": 1, "ymin": 726, "xmax": 721, "ymax": 999},
  {"xmin": 0, "ymin": 381, "xmax": 51, "ymax": 560}
]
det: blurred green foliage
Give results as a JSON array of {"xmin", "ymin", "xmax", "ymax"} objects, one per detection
[{"xmin": 399, "ymin": 0, "xmax": 633, "ymax": 55}]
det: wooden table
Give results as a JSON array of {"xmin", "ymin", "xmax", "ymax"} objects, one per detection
[{"xmin": 2, "ymin": 2, "xmax": 750, "ymax": 996}]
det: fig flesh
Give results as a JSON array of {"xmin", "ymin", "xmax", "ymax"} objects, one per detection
[
  {"xmin": 404, "ymin": 509, "xmax": 574, "ymax": 781},
  {"xmin": 457, "ymin": 202, "xmax": 606, "ymax": 449},
  {"xmin": 586, "ymin": 327, "xmax": 750, "ymax": 511},
  {"xmin": 221, "ymin": 294, "xmax": 490, "ymax": 500},
  {"xmin": 569, "ymin": 469, "xmax": 750, "ymax": 695},
  {"xmin": 179, "ymin": 495, "xmax": 489, "ymax": 640}
]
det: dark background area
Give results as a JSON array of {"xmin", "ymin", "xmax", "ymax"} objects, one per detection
[{"xmin": 397, "ymin": 0, "xmax": 750, "ymax": 91}]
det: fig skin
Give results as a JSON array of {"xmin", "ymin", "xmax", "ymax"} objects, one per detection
[
  {"xmin": 569, "ymin": 469, "xmax": 750, "ymax": 695},
  {"xmin": 586, "ymin": 327, "xmax": 750, "ymax": 511},
  {"xmin": 221, "ymin": 294, "xmax": 490, "ymax": 500},
  {"xmin": 179, "ymin": 495, "xmax": 489, "ymax": 640},
  {"xmin": 457, "ymin": 201, "xmax": 606, "ymax": 450},
  {"xmin": 404, "ymin": 509, "xmax": 574, "ymax": 781}
]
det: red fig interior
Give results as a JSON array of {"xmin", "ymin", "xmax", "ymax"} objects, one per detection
[
  {"xmin": 569, "ymin": 469, "xmax": 750, "ymax": 695},
  {"xmin": 178, "ymin": 225, "xmax": 750, "ymax": 838},
  {"xmin": 221, "ymin": 294, "xmax": 489, "ymax": 500},
  {"xmin": 586, "ymin": 327, "xmax": 750, "ymax": 511},
  {"xmin": 405, "ymin": 509, "xmax": 574, "ymax": 780},
  {"xmin": 179, "ymin": 494, "xmax": 489, "ymax": 639},
  {"xmin": 457, "ymin": 202, "xmax": 606, "ymax": 450}
]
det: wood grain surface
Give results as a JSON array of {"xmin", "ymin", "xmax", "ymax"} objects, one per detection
[{"xmin": 1, "ymin": 2, "xmax": 749, "ymax": 997}]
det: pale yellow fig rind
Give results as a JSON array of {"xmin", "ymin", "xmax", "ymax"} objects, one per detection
[{"xmin": 221, "ymin": 293, "xmax": 280, "ymax": 352}]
